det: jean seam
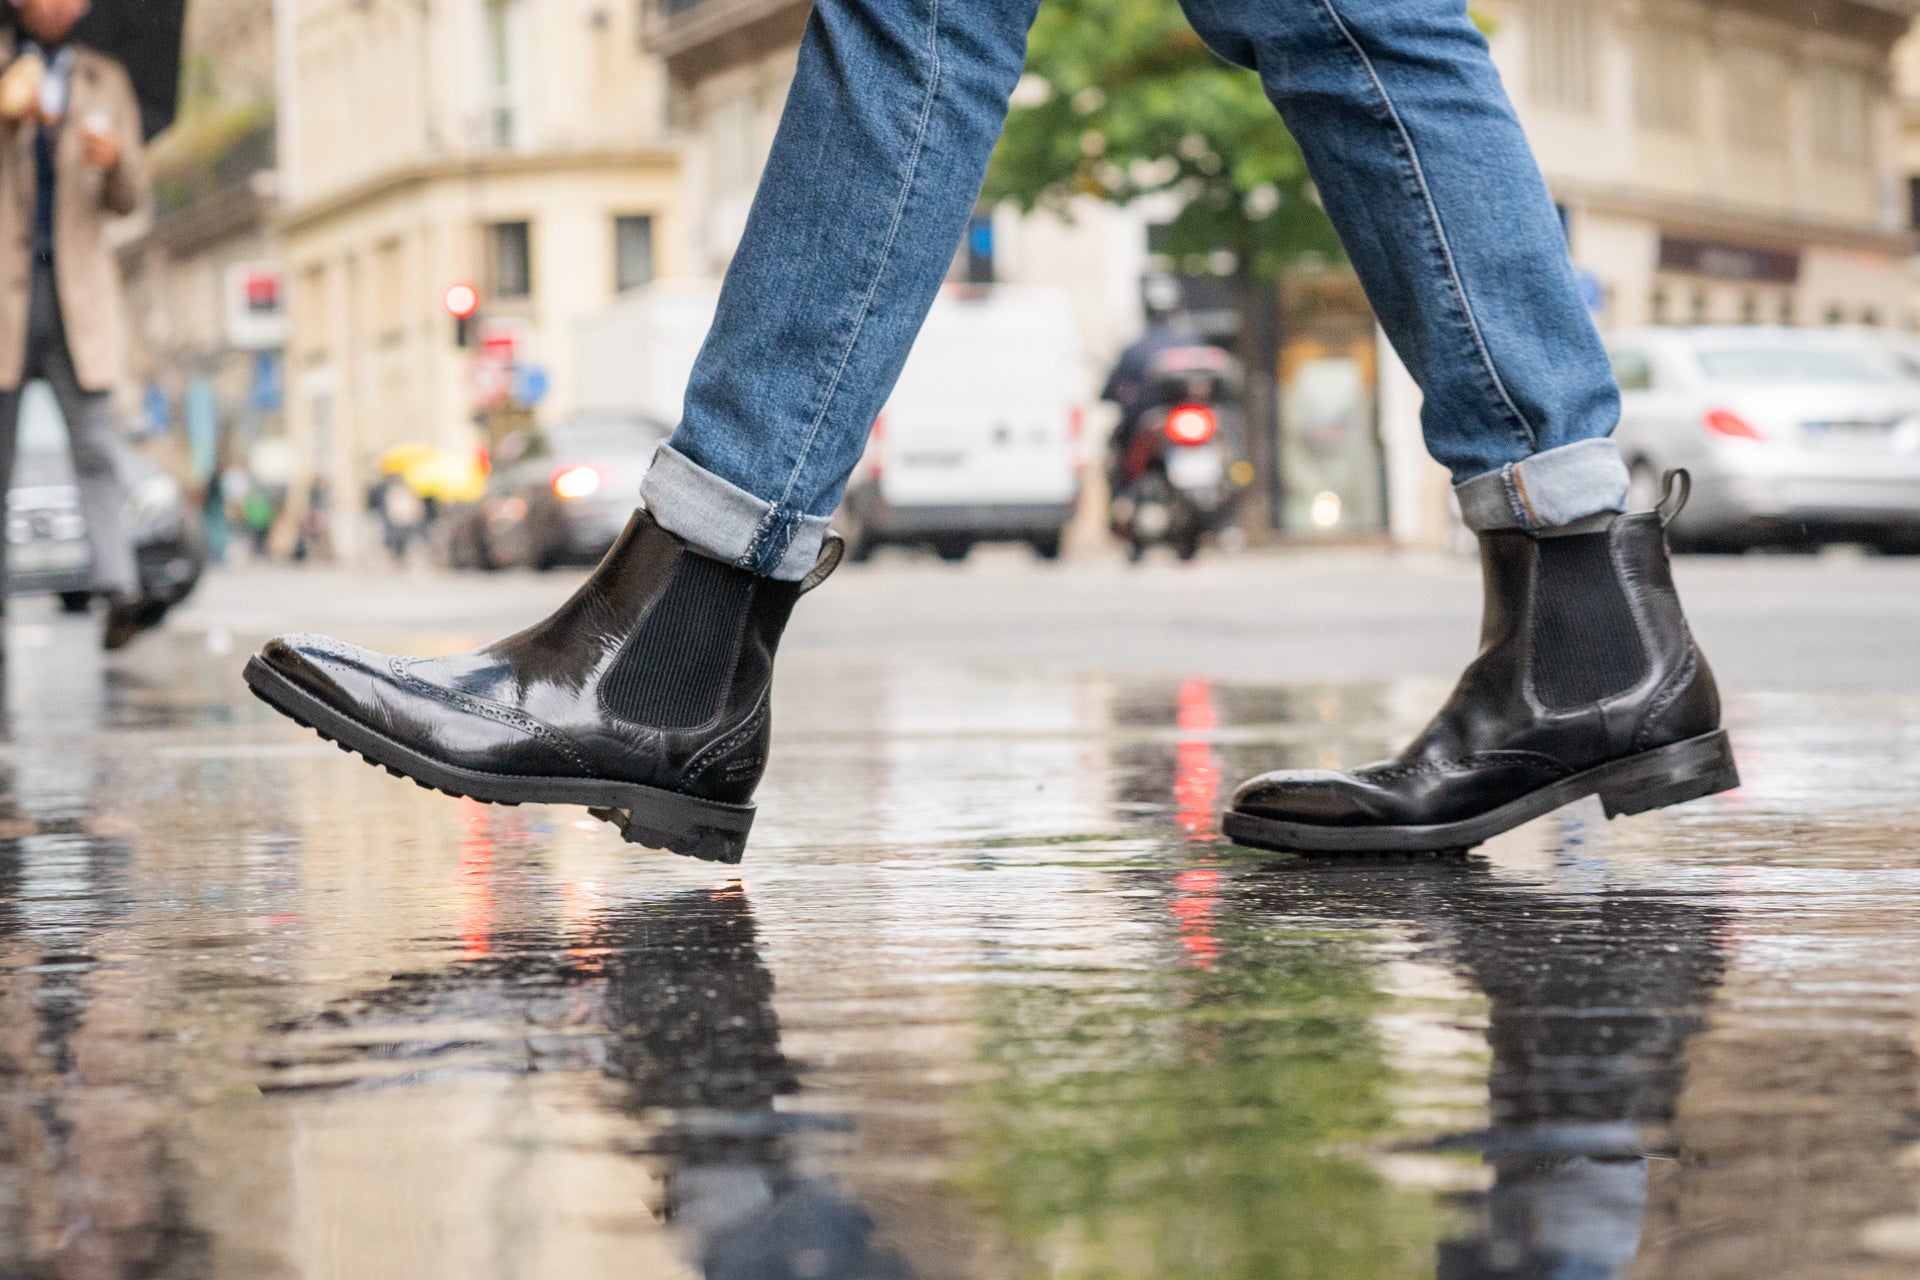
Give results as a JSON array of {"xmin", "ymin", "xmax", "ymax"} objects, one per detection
[
  {"xmin": 1308, "ymin": 0, "xmax": 1540, "ymax": 456},
  {"xmin": 773, "ymin": 0, "xmax": 945, "ymax": 519},
  {"xmin": 1507, "ymin": 466, "xmax": 1541, "ymax": 531}
]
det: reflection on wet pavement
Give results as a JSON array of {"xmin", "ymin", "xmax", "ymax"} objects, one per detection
[{"xmin": 0, "ymin": 617, "xmax": 1918, "ymax": 1278}]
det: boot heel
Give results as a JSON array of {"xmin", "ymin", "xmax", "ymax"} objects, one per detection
[
  {"xmin": 1599, "ymin": 730, "xmax": 1740, "ymax": 820},
  {"xmin": 589, "ymin": 806, "xmax": 752, "ymax": 865}
]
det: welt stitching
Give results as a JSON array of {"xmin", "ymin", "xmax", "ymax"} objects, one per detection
[
  {"xmin": 392, "ymin": 657, "xmax": 597, "ymax": 775},
  {"xmin": 772, "ymin": 0, "xmax": 945, "ymax": 514},
  {"xmin": 1309, "ymin": 0, "xmax": 1539, "ymax": 454}
]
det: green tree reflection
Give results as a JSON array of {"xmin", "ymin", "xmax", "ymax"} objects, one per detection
[{"xmin": 969, "ymin": 918, "xmax": 1443, "ymax": 1279}]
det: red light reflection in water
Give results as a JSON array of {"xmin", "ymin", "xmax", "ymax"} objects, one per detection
[
  {"xmin": 455, "ymin": 799, "xmax": 495, "ymax": 960},
  {"xmin": 1170, "ymin": 867, "xmax": 1222, "ymax": 969},
  {"xmin": 1169, "ymin": 679, "xmax": 1224, "ymax": 967},
  {"xmin": 1172, "ymin": 678, "xmax": 1221, "ymax": 839}
]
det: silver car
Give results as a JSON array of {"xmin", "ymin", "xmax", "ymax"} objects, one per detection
[{"xmin": 1606, "ymin": 327, "xmax": 1920, "ymax": 552}]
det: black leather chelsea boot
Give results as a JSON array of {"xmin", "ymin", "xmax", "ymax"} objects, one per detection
[
  {"xmin": 244, "ymin": 512, "xmax": 842, "ymax": 864},
  {"xmin": 1224, "ymin": 475, "xmax": 1737, "ymax": 855}
]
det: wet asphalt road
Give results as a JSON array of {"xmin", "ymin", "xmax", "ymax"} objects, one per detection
[{"xmin": 1, "ymin": 548, "xmax": 1918, "ymax": 1279}]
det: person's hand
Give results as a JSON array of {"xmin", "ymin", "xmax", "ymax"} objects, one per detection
[
  {"xmin": 79, "ymin": 116, "xmax": 119, "ymax": 171},
  {"xmin": 0, "ymin": 53, "xmax": 44, "ymax": 123}
]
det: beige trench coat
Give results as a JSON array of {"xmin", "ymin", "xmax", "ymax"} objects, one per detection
[{"xmin": 0, "ymin": 37, "xmax": 147, "ymax": 392}]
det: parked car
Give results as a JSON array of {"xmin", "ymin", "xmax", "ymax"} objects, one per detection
[
  {"xmin": 1606, "ymin": 327, "xmax": 1920, "ymax": 552},
  {"xmin": 8, "ymin": 380, "xmax": 205, "ymax": 620},
  {"xmin": 445, "ymin": 411, "xmax": 672, "ymax": 571}
]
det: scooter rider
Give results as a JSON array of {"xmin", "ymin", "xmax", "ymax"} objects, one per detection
[{"xmin": 1100, "ymin": 276, "xmax": 1200, "ymax": 491}]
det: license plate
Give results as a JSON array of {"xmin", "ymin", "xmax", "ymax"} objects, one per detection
[
  {"xmin": 1806, "ymin": 421, "xmax": 1895, "ymax": 450},
  {"xmin": 1167, "ymin": 447, "xmax": 1225, "ymax": 489},
  {"xmin": 11, "ymin": 539, "xmax": 88, "ymax": 573},
  {"xmin": 900, "ymin": 451, "xmax": 966, "ymax": 469}
]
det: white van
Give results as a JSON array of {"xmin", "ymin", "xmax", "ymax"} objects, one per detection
[
  {"xmin": 840, "ymin": 285, "xmax": 1086, "ymax": 562},
  {"xmin": 576, "ymin": 281, "xmax": 1087, "ymax": 562}
]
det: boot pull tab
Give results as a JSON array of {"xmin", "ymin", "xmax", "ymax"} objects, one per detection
[
  {"xmin": 1656, "ymin": 469, "xmax": 1691, "ymax": 527},
  {"xmin": 799, "ymin": 531, "xmax": 845, "ymax": 595}
]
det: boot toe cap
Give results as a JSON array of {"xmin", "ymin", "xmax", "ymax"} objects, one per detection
[
  {"xmin": 1230, "ymin": 769, "xmax": 1393, "ymax": 827},
  {"xmin": 260, "ymin": 633, "xmax": 400, "ymax": 719}
]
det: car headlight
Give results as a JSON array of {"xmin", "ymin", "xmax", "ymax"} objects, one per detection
[{"xmin": 124, "ymin": 473, "xmax": 184, "ymax": 537}]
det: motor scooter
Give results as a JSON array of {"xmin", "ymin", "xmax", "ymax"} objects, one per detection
[{"xmin": 1108, "ymin": 345, "xmax": 1249, "ymax": 561}]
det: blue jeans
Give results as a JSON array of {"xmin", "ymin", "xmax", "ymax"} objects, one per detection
[{"xmin": 642, "ymin": 0, "xmax": 1631, "ymax": 579}]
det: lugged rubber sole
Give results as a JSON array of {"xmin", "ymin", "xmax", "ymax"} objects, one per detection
[
  {"xmin": 243, "ymin": 656, "xmax": 755, "ymax": 864},
  {"xmin": 1222, "ymin": 729, "xmax": 1739, "ymax": 856}
]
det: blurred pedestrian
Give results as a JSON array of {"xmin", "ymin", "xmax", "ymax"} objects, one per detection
[
  {"xmin": 368, "ymin": 470, "xmax": 425, "ymax": 567},
  {"xmin": 0, "ymin": 0, "xmax": 154, "ymax": 650},
  {"xmin": 201, "ymin": 463, "xmax": 228, "ymax": 568},
  {"xmin": 251, "ymin": 0, "xmax": 1736, "ymax": 862},
  {"xmin": 241, "ymin": 481, "xmax": 274, "ymax": 560}
]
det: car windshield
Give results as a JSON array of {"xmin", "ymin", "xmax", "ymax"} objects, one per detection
[
  {"xmin": 548, "ymin": 417, "xmax": 668, "ymax": 459},
  {"xmin": 1696, "ymin": 345, "xmax": 1907, "ymax": 385}
]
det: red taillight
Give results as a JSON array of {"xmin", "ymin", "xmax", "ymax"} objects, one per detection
[
  {"xmin": 1704, "ymin": 409, "xmax": 1766, "ymax": 441},
  {"xmin": 552, "ymin": 464, "xmax": 604, "ymax": 500},
  {"xmin": 865, "ymin": 413, "xmax": 886, "ymax": 481},
  {"xmin": 1165, "ymin": 404, "xmax": 1217, "ymax": 446},
  {"xmin": 476, "ymin": 446, "xmax": 492, "ymax": 477}
]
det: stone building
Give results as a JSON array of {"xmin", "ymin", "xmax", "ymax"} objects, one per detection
[
  {"xmin": 275, "ymin": 0, "xmax": 685, "ymax": 556},
  {"xmin": 1497, "ymin": 0, "xmax": 1916, "ymax": 332},
  {"xmin": 117, "ymin": 0, "xmax": 282, "ymax": 486}
]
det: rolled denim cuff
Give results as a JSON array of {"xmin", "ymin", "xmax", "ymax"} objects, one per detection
[
  {"xmin": 639, "ymin": 443, "xmax": 831, "ymax": 581},
  {"xmin": 1454, "ymin": 438, "xmax": 1630, "ymax": 534}
]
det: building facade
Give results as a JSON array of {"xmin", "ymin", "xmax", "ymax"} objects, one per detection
[
  {"xmin": 1496, "ymin": 0, "xmax": 1917, "ymax": 332},
  {"xmin": 118, "ymin": 0, "xmax": 283, "ymax": 487},
  {"xmin": 275, "ymin": 0, "xmax": 686, "ymax": 556}
]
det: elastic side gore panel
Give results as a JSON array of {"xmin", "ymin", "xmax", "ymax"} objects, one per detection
[
  {"xmin": 1530, "ymin": 533, "xmax": 1648, "ymax": 709},
  {"xmin": 603, "ymin": 551, "xmax": 754, "ymax": 729}
]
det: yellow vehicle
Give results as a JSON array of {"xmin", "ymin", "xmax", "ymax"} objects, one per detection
[{"xmin": 377, "ymin": 444, "xmax": 489, "ymax": 506}]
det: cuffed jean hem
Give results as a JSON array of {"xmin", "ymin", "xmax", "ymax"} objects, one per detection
[
  {"xmin": 1454, "ymin": 438, "xmax": 1631, "ymax": 535},
  {"xmin": 639, "ymin": 444, "xmax": 831, "ymax": 581}
]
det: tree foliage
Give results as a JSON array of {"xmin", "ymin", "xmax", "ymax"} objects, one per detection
[{"xmin": 982, "ymin": 0, "xmax": 1344, "ymax": 281}]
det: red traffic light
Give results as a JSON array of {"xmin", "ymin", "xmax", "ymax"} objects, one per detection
[{"xmin": 443, "ymin": 282, "xmax": 480, "ymax": 320}]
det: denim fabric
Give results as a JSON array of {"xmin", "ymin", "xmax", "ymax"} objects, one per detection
[
  {"xmin": 1454, "ymin": 439, "xmax": 1631, "ymax": 534},
  {"xmin": 652, "ymin": 0, "xmax": 1624, "ymax": 577},
  {"xmin": 643, "ymin": 443, "xmax": 830, "ymax": 579}
]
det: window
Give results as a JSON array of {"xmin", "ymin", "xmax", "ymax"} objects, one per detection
[
  {"xmin": 1528, "ymin": 0, "xmax": 1600, "ymax": 115},
  {"xmin": 489, "ymin": 220, "xmax": 532, "ymax": 298},
  {"xmin": 1634, "ymin": 23, "xmax": 1697, "ymax": 133},
  {"xmin": 483, "ymin": 0, "xmax": 525, "ymax": 149},
  {"xmin": 1810, "ymin": 63, "xmax": 1872, "ymax": 164},
  {"xmin": 1724, "ymin": 45, "xmax": 1790, "ymax": 152},
  {"xmin": 1609, "ymin": 348, "xmax": 1654, "ymax": 391},
  {"xmin": 1908, "ymin": 176, "xmax": 1920, "ymax": 233},
  {"xmin": 613, "ymin": 215, "xmax": 655, "ymax": 293}
]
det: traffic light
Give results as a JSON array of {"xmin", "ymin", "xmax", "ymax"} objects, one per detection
[{"xmin": 444, "ymin": 281, "xmax": 480, "ymax": 348}]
